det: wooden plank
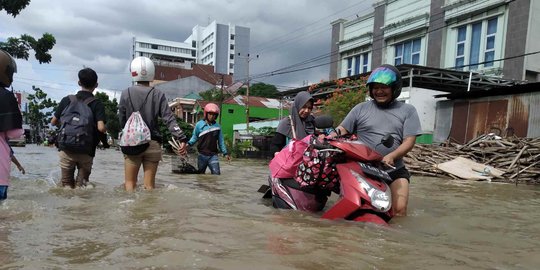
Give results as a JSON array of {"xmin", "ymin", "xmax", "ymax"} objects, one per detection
[{"xmin": 436, "ymin": 157, "xmax": 505, "ymax": 180}]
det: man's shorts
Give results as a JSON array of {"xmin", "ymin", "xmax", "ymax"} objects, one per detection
[
  {"xmin": 388, "ymin": 166, "xmax": 411, "ymax": 183},
  {"xmin": 124, "ymin": 140, "xmax": 162, "ymax": 167}
]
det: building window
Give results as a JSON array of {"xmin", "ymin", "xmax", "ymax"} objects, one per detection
[
  {"xmin": 361, "ymin": 53, "xmax": 369, "ymax": 73},
  {"xmin": 346, "ymin": 52, "xmax": 369, "ymax": 76},
  {"xmin": 230, "ymin": 63, "xmax": 234, "ymax": 69},
  {"xmin": 230, "ymin": 34, "xmax": 235, "ymax": 40},
  {"xmin": 394, "ymin": 38, "xmax": 421, "ymax": 65},
  {"xmin": 151, "ymin": 44, "xmax": 158, "ymax": 49},
  {"xmin": 484, "ymin": 18, "xmax": 497, "ymax": 67},
  {"xmin": 455, "ymin": 26, "xmax": 466, "ymax": 69},
  {"xmin": 453, "ymin": 17, "xmax": 499, "ymax": 70},
  {"xmin": 230, "ymin": 44, "xmax": 234, "ymax": 50},
  {"xmin": 354, "ymin": 55, "xmax": 360, "ymax": 75},
  {"xmin": 347, "ymin": 58, "xmax": 353, "ymax": 77},
  {"xmin": 230, "ymin": 54, "xmax": 234, "ymax": 60}
]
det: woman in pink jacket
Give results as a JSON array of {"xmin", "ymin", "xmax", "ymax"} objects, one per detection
[{"xmin": 0, "ymin": 50, "xmax": 24, "ymax": 201}]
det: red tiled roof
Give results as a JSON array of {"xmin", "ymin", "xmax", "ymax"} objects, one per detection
[{"xmin": 154, "ymin": 64, "xmax": 233, "ymax": 86}]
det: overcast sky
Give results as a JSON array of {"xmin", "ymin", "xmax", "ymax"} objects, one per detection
[{"xmin": 1, "ymin": 0, "xmax": 374, "ymax": 102}]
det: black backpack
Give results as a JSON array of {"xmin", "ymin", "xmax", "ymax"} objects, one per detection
[{"xmin": 57, "ymin": 95, "xmax": 96, "ymax": 154}]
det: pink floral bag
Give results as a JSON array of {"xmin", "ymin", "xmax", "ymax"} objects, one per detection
[
  {"xmin": 117, "ymin": 88, "xmax": 153, "ymax": 155},
  {"xmin": 294, "ymin": 136, "xmax": 340, "ymax": 190},
  {"xmin": 118, "ymin": 111, "xmax": 151, "ymax": 147}
]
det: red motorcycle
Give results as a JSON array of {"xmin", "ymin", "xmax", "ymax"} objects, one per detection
[{"xmin": 261, "ymin": 116, "xmax": 395, "ymax": 225}]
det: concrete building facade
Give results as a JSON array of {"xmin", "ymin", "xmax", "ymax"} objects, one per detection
[{"xmin": 330, "ymin": 0, "xmax": 540, "ymax": 83}]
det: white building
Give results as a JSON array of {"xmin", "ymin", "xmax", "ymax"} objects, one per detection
[{"xmin": 133, "ymin": 20, "xmax": 250, "ymax": 82}]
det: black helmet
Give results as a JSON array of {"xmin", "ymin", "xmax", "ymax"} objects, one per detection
[
  {"xmin": 0, "ymin": 50, "xmax": 17, "ymax": 87},
  {"xmin": 366, "ymin": 64, "xmax": 402, "ymax": 102}
]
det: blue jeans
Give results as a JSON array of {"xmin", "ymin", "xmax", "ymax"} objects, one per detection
[
  {"xmin": 0, "ymin": 185, "xmax": 8, "ymax": 201},
  {"xmin": 197, "ymin": 154, "xmax": 221, "ymax": 175}
]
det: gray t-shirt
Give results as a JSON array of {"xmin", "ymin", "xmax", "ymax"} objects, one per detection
[
  {"xmin": 118, "ymin": 85, "xmax": 186, "ymax": 142},
  {"xmin": 340, "ymin": 100, "xmax": 422, "ymax": 169}
]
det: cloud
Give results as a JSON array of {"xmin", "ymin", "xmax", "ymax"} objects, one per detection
[{"xmin": 2, "ymin": 0, "xmax": 374, "ymax": 100}]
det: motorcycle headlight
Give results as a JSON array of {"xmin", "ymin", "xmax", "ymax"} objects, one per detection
[{"xmin": 351, "ymin": 170, "xmax": 392, "ymax": 212}]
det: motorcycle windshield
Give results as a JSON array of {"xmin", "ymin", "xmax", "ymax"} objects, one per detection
[{"xmin": 329, "ymin": 140, "xmax": 382, "ymax": 162}]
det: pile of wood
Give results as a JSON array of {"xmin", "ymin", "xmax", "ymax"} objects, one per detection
[{"xmin": 405, "ymin": 134, "xmax": 540, "ymax": 184}]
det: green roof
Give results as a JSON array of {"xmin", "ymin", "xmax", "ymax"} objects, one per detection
[{"xmin": 183, "ymin": 92, "xmax": 202, "ymax": 100}]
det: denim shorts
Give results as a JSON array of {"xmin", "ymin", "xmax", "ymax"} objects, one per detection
[{"xmin": 0, "ymin": 185, "xmax": 8, "ymax": 201}]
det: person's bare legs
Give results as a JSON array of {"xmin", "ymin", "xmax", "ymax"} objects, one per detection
[
  {"xmin": 142, "ymin": 161, "xmax": 159, "ymax": 190},
  {"xmin": 390, "ymin": 178, "xmax": 409, "ymax": 216},
  {"xmin": 124, "ymin": 161, "xmax": 140, "ymax": 192}
]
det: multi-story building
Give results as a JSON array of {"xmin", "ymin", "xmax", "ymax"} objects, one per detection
[
  {"xmin": 133, "ymin": 20, "xmax": 250, "ymax": 82},
  {"xmin": 330, "ymin": 0, "xmax": 540, "ymax": 83}
]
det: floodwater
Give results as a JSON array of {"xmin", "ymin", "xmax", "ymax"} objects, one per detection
[{"xmin": 1, "ymin": 145, "xmax": 540, "ymax": 270}]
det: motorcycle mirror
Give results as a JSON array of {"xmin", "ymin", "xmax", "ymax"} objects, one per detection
[
  {"xmin": 314, "ymin": 115, "xmax": 334, "ymax": 129},
  {"xmin": 381, "ymin": 134, "xmax": 394, "ymax": 148}
]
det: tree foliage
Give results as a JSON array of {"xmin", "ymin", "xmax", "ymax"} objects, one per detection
[
  {"xmin": 237, "ymin": 82, "xmax": 280, "ymax": 98},
  {"xmin": 94, "ymin": 92, "xmax": 120, "ymax": 140},
  {"xmin": 0, "ymin": 0, "xmax": 31, "ymax": 17},
  {"xmin": 23, "ymin": 86, "xmax": 57, "ymax": 141},
  {"xmin": 159, "ymin": 118, "xmax": 193, "ymax": 152},
  {"xmin": 199, "ymin": 87, "xmax": 232, "ymax": 102},
  {"xmin": 0, "ymin": 1, "xmax": 56, "ymax": 63},
  {"xmin": 311, "ymin": 77, "xmax": 368, "ymax": 125}
]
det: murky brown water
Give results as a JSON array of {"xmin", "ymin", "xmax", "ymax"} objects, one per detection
[{"xmin": 1, "ymin": 144, "xmax": 540, "ymax": 269}]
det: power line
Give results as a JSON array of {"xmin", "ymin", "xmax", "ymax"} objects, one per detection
[
  {"xmin": 251, "ymin": 1, "xmax": 375, "ymax": 53},
  {"xmin": 251, "ymin": 0, "xmax": 515, "ymax": 81}
]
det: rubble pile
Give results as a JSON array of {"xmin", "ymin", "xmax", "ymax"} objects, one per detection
[{"xmin": 405, "ymin": 134, "xmax": 540, "ymax": 184}]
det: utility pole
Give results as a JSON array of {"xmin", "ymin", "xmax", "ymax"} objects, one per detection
[
  {"xmin": 237, "ymin": 53, "xmax": 258, "ymax": 133},
  {"xmin": 219, "ymin": 73, "xmax": 224, "ymax": 123}
]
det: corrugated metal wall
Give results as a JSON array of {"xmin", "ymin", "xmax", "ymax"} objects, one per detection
[
  {"xmin": 528, "ymin": 93, "xmax": 540, "ymax": 137},
  {"xmin": 435, "ymin": 91, "xmax": 540, "ymax": 144}
]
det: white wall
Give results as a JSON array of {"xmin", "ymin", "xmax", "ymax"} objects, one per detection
[{"xmin": 408, "ymin": 87, "xmax": 446, "ymax": 133}]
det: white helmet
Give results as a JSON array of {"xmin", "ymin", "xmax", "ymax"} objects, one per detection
[{"xmin": 130, "ymin": 56, "xmax": 155, "ymax": 82}]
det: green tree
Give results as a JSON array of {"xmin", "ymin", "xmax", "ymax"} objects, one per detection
[
  {"xmin": 94, "ymin": 92, "xmax": 120, "ymax": 141},
  {"xmin": 237, "ymin": 82, "xmax": 280, "ymax": 98},
  {"xmin": 315, "ymin": 77, "xmax": 368, "ymax": 125},
  {"xmin": 199, "ymin": 87, "xmax": 232, "ymax": 102},
  {"xmin": 159, "ymin": 118, "xmax": 193, "ymax": 152},
  {"xmin": 0, "ymin": 1, "xmax": 56, "ymax": 63},
  {"xmin": 23, "ymin": 86, "xmax": 57, "ymax": 142}
]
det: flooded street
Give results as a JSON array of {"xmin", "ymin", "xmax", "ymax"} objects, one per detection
[{"xmin": 2, "ymin": 144, "xmax": 540, "ymax": 269}]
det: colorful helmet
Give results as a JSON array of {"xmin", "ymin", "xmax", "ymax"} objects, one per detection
[
  {"xmin": 366, "ymin": 64, "xmax": 402, "ymax": 102},
  {"xmin": 130, "ymin": 56, "xmax": 155, "ymax": 82},
  {"xmin": 204, "ymin": 103, "xmax": 220, "ymax": 118},
  {"xmin": 0, "ymin": 49, "xmax": 17, "ymax": 87}
]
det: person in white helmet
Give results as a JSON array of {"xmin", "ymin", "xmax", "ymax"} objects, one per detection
[
  {"xmin": 0, "ymin": 49, "xmax": 24, "ymax": 200},
  {"xmin": 118, "ymin": 56, "xmax": 188, "ymax": 191}
]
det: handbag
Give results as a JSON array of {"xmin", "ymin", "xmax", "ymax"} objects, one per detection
[
  {"xmin": 294, "ymin": 136, "xmax": 340, "ymax": 190},
  {"xmin": 269, "ymin": 134, "xmax": 312, "ymax": 178}
]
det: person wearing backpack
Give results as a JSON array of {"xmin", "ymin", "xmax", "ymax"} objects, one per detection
[
  {"xmin": 51, "ymin": 68, "xmax": 107, "ymax": 188},
  {"xmin": 118, "ymin": 56, "xmax": 187, "ymax": 192}
]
